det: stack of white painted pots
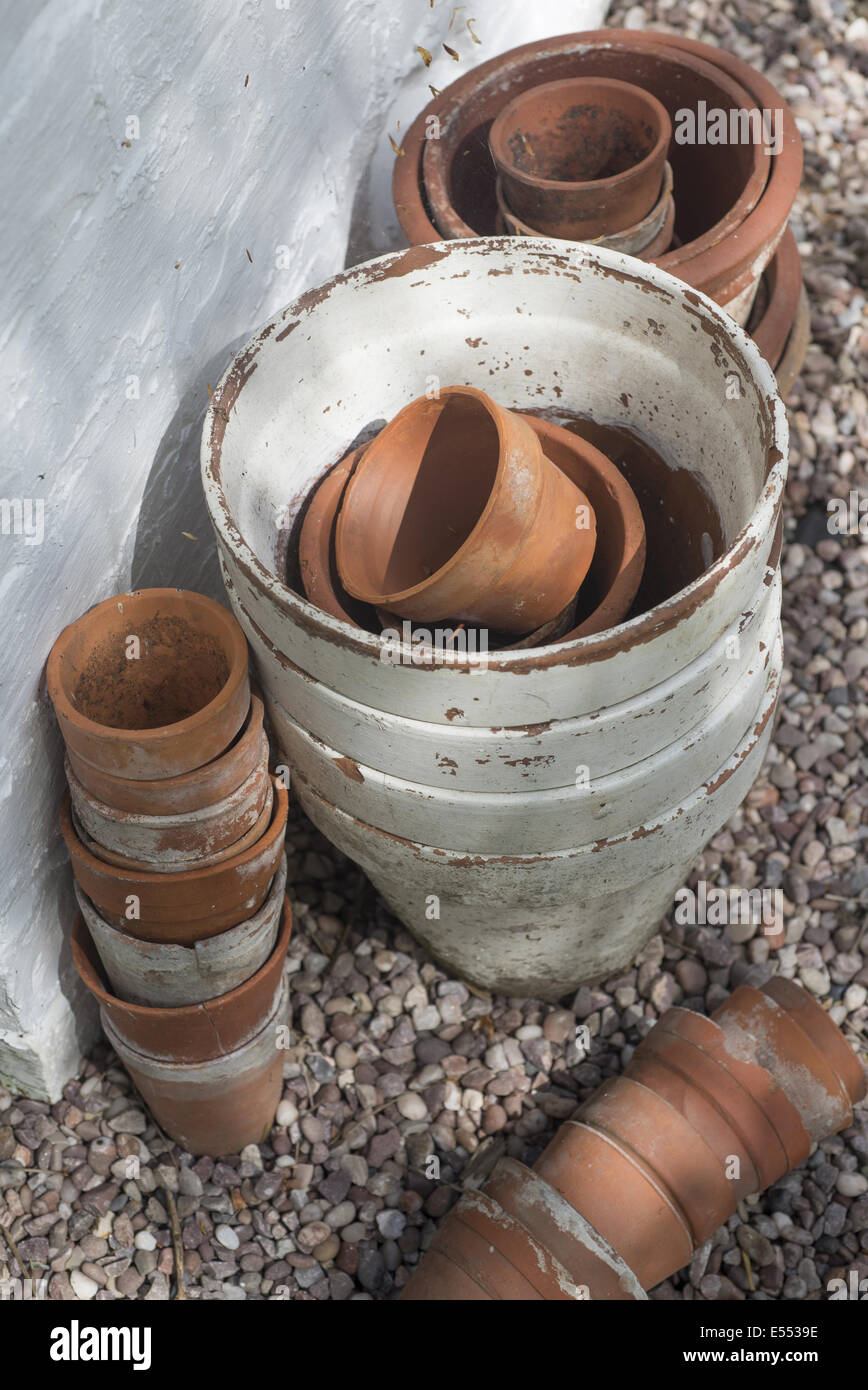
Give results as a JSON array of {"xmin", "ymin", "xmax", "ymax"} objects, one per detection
[
  {"xmin": 201, "ymin": 239, "xmax": 787, "ymax": 1000},
  {"xmin": 47, "ymin": 588, "xmax": 290, "ymax": 1153}
]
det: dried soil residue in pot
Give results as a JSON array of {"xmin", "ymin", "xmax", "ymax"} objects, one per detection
[{"xmin": 73, "ymin": 617, "xmax": 230, "ymax": 730}]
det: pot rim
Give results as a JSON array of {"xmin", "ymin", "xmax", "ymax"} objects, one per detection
[
  {"xmin": 201, "ymin": 238, "xmax": 786, "ymax": 675},
  {"xmin": 60, "ymin": 777, "xmax": 288, "ymax": 888},
  {"xmin": 65, "ymin": 694, "xmax": 265, "ymax": 809},
  {"xmin": 398, "ymin": 30, "xmax": 798, "ymax": 295},
  {"xmin": 64, "ymin": 736, "xmax": 268, "ymax": 834},
  {"xmin": 335, "ymin": 384, "xmax": 549, "ymax": 609},
  {"xmin": 70, "ymin": 895, "xmax": 292, "ymax": 1023},
  {"xmin": 488, "ymin": 75, "xmax": 671, "ymax": 198},
  {"xmin": 46, "ymin": 588, "xmax": 249, "ymax": 752}
]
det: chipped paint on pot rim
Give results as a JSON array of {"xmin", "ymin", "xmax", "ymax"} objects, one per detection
[{"xmin": 201, "ymin": 237, "xmax": 786, "ymax": 684}]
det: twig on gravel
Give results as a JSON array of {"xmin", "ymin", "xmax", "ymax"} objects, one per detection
[{"xmin": 164, "ymin": 1188, "xmax": 188, "ymax": 1301}]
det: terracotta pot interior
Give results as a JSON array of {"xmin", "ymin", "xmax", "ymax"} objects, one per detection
[
  {"xmin": 340, "ymin": 394, "xmax": 501, "ymax": 598},
  {"xmin": 440, "ymin": 51, "xmax": 763, "ymax": 249},
  {"xmin": 64, "ymin": 614, "xmax": 231, "ymax": 732},
  {"xmin": 493, "ymin": 80, "xmax": 666, "ymax": 186},
  {"xmin": 287, "ymin": 407, "xmax": 723, "ymax": 648}
]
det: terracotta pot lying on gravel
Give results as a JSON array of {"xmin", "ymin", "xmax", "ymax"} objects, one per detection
[
  {"xmin": 401, "ymin": 979, "xmax": 865, "ymax": 1299},
  {"xmin": 398, "ymin": 30, "xmax": 797, "ymax": 328},
  {"xmin": 71, "ymin": 901, "xmax": 291, "ymax": 1154},
  {"xmin": 335, "ymin": 386, "xmax": 597, "ymax": 634},
  {"xmin": 64, "ymin": 734, "xmax": 269, "ymax": 866},
  {"xmin": 489, "ymin": 76, "xmax": 671, "ymax": 240},
  {"xmin": 74, "ymin": 857, "xmax": 286, "ymax": 1007},
  {"xmin": 300, "ymin": 416, "xmax": 643, "ymax": 647},
  {"xmin": 47, "ymin": 589, "xmax": 250, "ymax": 780},
  {"xmin": 60, "ymin": 779, "xmax": 288, "ymax": 944},
  {"xmin": 64, "ymin": 695, "xmax": 266, "ymax": 816}
]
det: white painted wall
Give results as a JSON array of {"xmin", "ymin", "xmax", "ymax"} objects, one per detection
[{"xmin": 0, "ymin": 0, "xmax": 606, "ymax": 1100}]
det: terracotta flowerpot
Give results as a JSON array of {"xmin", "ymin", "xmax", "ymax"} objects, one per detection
[
  {"xmin": 334, "ymin": 385, "xmax": 597, "ymax": 635},
  {"xmin": 748, "ymin": 225, "xmax": 804, "ymax": 372},
  {"xmin": 398, "ymin": 30, "xmax": 793, "ymax": 325},
  {"xmin": 488, "ymin": 76, "xmax": 671, "ymax": 240},
  {"xmin": 495, "ymin": 163, "xmax": 675, "ymax": 257},
  {"xmin": 651, "ymin": 1003, "xmax": 809, "ymax": 1173},
  {"xmin": 713, "ymin": 979, "xmax": 864, "ymax": 1141},
  {"xmin": 72, "ymin": 903, "xmax": 291, "ymax": 1155},
  {"xmin": 60, "ymin": 779, "xmax": 288, "ymax": 943},
  {"xmin": 74, "ymin": 855, "xmax": 286, "ymax": 1007},
  {"xmin": 47, "ymin": 589, "xmax": 250, "ymax": 780},
  {"xmin": 71, "ymin": 898, "xmax": 291, "ymax": 1060},
  {"xmin": 71, "ymin": 777, "xmax": 274, "ymax": 874},
  {"xmin": 64, "ymin": 695, "xmax": 266, "ymax": 817},
  {"xmin": 401, "ymin": 979, "xmax": 864, "ymax": 1299},
  {"xmin": 299, "ymin": 416, "xmax": 644, "ymax": 648},
  {"xmin": 65, "ymin": 735, "xmax": 270, "ymax": 866}
]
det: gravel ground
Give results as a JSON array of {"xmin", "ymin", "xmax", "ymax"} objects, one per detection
[{"xmin": 1, "ymin": 0, "xmax": 866, "ymax": 1303}]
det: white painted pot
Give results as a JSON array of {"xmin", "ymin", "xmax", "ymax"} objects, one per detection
[
  {"xmin": 74, "ymin": 856, "xmax": 286, "ymax": 1007},
  {"xmin": 201, "ymin": 238, "xmax": 786, "ymax": 996}
]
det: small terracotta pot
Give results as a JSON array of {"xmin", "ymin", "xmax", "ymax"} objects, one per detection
[
  {"xmin": 103, "ymin": 988, "xmax": 286, "ymax": 1157},
  {"xmin": 301, "ymin": 414, "xmax": 642, "ymax": 646},
  {"xmin": 71, "ymin": 897, "xmax": 291, "ymax": 1061},
  {"xmin": 530, "ymin": 1118, "xmax": 695, "ymax": 1291},
  {"xmin": 488, "ymin": 77, "xmax": 671, "ymax": 240},
  {"xmin": 65, "ymin": 695, "xmax": 265, "ymax": 817},
  {"xmin": 46, "ymin": 589, "xmax": 250, "ymax": 780},
  {"xmin": 65, "ymin": 735, "xmax": 270, "ymax": 866},
  {"xmin": 74, "ymin": 856, "xmax": 287, "ymax": 1007},
  {"xmin": 655, "ymin": 1003, "xmax": 809, "ymax": 1172},
  {"xmin": 713, "ymin": 982, "xmax": 863, "ymax": 1141},
  {"xmin": 60, "ymin": 779, "xmax": 288, "ymax": 943},
  {"xmin": 334, "ymin": 386, "xmax": 597, "ymax": 635},
  {"xmin": 495, "ymin": 162, "xmax": 675, "ymax": 259},
  {"xmin": 628, "ymin": 1026, "xmax": 770, "ymax": 1196},
  {"xmin": 298, "ymin": 450, "xmax": 376, "ymax": 628},
  {"xmin": 71, "ymin": 777, "xmax": 274, "ymax": 874}
]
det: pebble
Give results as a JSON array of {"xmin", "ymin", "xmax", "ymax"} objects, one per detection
[{"xmin": 215, "ymin": 1225, "xmax": 240, "ymax": 1251}]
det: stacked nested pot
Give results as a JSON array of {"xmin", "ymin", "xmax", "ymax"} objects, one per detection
[
  {"xmin": 392, "ymin": 28, "xmax": 809, "ymax": 394},
  {"xmin": 47, "ymin": 588, "xmax": 290, "ymax": 1155},
  {"xmin": 201, "ymin": 237, "xmax": 787, "ymax": 1000},
  {"xmin": 400, "ymin": 978, "xmax": 867, "ymax": 1300}
]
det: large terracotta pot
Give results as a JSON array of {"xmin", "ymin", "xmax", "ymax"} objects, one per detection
[{"xmin": 47, "ymin": 589, "xmax": 250, "ymax": 780}]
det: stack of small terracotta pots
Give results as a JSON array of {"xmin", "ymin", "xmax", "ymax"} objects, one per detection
[
  {"xmin": 299, "ymin": 384, "xmax": 646, "ymax": 649},
  {"xmin": 489, "ymin": 76, "xmax": 676, "ymax": 257},
  {"xmin": 401, "ymin": 977, "xmax": 867, "ymax": 1300},
  {"xmin": 47, "ymin": 588, "xmax": 291, "ymax": 1156}
]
